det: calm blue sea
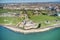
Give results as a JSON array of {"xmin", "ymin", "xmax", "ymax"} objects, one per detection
[{"xmin": 0, "ymin": 26, "xmax": 60, "ymax": 40}]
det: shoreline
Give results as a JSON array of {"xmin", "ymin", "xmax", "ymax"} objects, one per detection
[{"xmin": 0, "ymin": 23, "xmax": 60, "ymax": 34}]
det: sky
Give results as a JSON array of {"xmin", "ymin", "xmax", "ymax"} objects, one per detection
[{"xmin": 0, "ymin": 0, "xmax": 60, "ymax": 3}]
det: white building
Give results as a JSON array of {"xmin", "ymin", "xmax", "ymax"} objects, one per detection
[{"xmin": 39, "ymin": 7, "xmax": 46, "ymax": 10}]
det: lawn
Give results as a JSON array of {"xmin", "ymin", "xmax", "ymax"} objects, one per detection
[
  {"xmin": 30, "ymin": 15, "xmax": 60, "ymax": 28},
  {"xmin": 0, "ymin": 9, "xmax": 60, "ymax": 28},
  {"xmin": 0, "ymin": 15, "xmax": 60, "ymax": 28},
  {"xmin": 0, "ymin": 17, "xmax": 22, "ymax": 25}
]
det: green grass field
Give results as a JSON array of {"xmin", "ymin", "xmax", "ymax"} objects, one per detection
[
  {"xmin": 0, "ymin": 9, "xmax": 60, "ymax": 28},
  {"xmin": 0, "ymin": 17, "xmax": 22, "ymax": 25},
  {"xmin": 30, "ymin": 15, "xmax": 60, "ymax": 28},
  {"xmin": 0, "ymin": 15, "xmax": 60, "ymax": 28}
]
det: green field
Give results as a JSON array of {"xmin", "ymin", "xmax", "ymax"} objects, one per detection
[
  {"xmin": 0, "ymin": 17, "xmax": 22, "ymax": 25},
  {"xmin": 0, "ymin": 15, "xmax": 60, "ymax": 28},
  {"xmin": 0, "ymin": 9, "xmax": 60, "ymax": 28}
]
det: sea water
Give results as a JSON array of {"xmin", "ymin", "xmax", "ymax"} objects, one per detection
[{"xmin": 0, "ymin": 26, "xmax": 60, "ymax": 40}]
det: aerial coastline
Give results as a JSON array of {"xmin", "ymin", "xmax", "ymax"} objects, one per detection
[
  {"xmin": 0, "ymin": 23, "xmax": 60, "ymax": 34},
  {"xmin": 0, "ymin": 2, "xmax": 60, "ymax": 34}
]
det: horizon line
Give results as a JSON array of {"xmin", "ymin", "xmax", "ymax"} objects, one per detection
[{"xmin": 0, "ymin": 2, "xmax": 60, "ymax": 4}]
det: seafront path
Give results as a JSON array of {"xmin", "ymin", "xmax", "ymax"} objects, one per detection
[{"xmin": 0, "ymin": 23, "xmax": 60, "ymax": 34}]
